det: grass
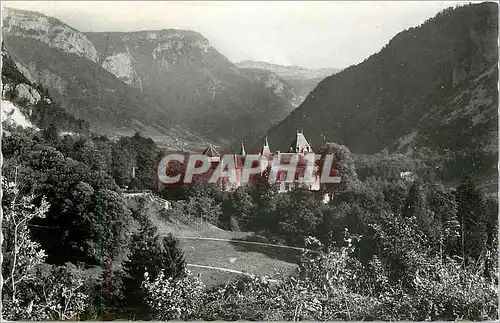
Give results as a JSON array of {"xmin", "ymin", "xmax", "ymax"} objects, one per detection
[{"xmin": 150, "ymin": 213, "xmax": 299, "ymax": 288}]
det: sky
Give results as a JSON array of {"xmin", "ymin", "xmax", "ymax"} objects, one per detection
[{"xmin": 3, "ymin": 1, "xmax": 481, "ymax": 69}]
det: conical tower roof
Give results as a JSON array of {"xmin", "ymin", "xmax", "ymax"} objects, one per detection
[
  {"xmin": 239, "ymin": 141, "xmax": 247, "ymax": 156},
  {"xmin": 261, "ymin": 136, "xmax": 271, "ymax": 156},
  {"xmin": 290, "ymin": 130, "xmax": 313, "ymax": 153},
  {"xmin": 202, "ymin": 144, "xmax": 220, "ymax": 157}
]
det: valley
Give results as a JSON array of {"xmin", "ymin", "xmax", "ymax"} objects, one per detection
[{"xmin": 1, "ymin": 2, "xmax": 498, "ymax": 321}]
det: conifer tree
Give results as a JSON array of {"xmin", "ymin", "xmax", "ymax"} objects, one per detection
[
  {"xmin": 122, "ymin": 217, "xmax": 186, "ymax": 315},
  {"xmin": 455, "ymin": 176, "xmax": 488, "ymax": 263},
  {"xmin": 403, "ymin": 181, "xmax": 440, "ymax": 242},
  {"xmin": 428, "ymin": 184, "xmax": 460, "ymax": 257}
]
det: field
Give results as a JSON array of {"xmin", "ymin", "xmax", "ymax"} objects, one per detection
[{"xmin": 150, "ymin": 213, "xmax": 300, "ymax": 288}]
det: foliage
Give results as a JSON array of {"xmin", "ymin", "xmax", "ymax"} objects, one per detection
[
  {"xmin": 4, "ymin": 263, "xmax": 91, "ymax": 321},
  {"xmin": 88, "ymin": 268, "xmax": 128, "ymax": 320},
  {"xmin": 275, "ymin": 188, "xmax": 323, "ymax": 246},
  {"xmin": 320, "ymin": 142, "xmax": 360, "ymax": 196},
  {"xmin": 200, "ymin": 227, "xmax": 498, "ymax": 321},
  {"xmin": 122, "ymin": 217, "xmax": 186, "ymax": 316},
  {"xmin": 142, "ymin": 269, "xmax": 205, "ymax": 320},
  {"xmin": 456, "ymin": 176, "xmax": 491, "ymax": 262},
  {"xmin": 40, "ymin": 185, "xmax": 132, "ymax": 264},
  {"xmin": 412, "ymin": 256, "xmax": 498, "ymax": 320},
  {"xmin": 2, "ymin": 178, "xmax": 49, "ymax": 316},
  {"xmin": 1, "ymin": 178, "xmax": 91, "ymax": 321},
  {"xmin": 221, "ymin": 187, "xmax": 254, "ymax": 230},
  {"xmin": 166, "ymin": 182, "xmax": 223, "ymax": 226}
]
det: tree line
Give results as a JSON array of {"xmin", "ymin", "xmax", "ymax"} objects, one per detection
[{"xmin": 2, "ymin": 124, "xmax": 497, "ymax": 320}]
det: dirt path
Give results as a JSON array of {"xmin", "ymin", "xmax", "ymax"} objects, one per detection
[
  {"xmin": 187, "ymin": 264, "xmax": 279, "ymax": 283},
  {"xmin": 178, "ymin": 236, "xmax": 318, "ymax": 253}
]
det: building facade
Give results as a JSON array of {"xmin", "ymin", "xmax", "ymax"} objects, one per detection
[{"xmin": 159, "ymin": 130, "xmax": 340, "ymax": 194}]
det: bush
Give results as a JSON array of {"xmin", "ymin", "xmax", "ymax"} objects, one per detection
[
  {"xmin": 142, "ymin": 269, "xmax": 205, "ymax": 320},
  {"xmin": 4, "ymin": 263, "xmax": 91, "ymax": 321}
]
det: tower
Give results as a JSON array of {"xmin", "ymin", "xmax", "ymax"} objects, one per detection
[
  {"xmin": 239, "ymin": 141, "xmax": 247, "ymax": 156},
  {"xmin": 202, "ymin": 144, "xmax": 221, "ymax": 162},
  {"xmin": 261, "ymin": 135, "xmax": 271, "ymax": 156},
  {"xmin": 290, "ymin": 129, "xmax": 313, "ymax": 153}
]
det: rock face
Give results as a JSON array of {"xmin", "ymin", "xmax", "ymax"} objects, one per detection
[
  {"xmin": 2, "ymin": 8, "xmax": 164, "ymax": 135},
  {"xmin": 2, "ymin": 8, "xmax": 294, "ymax": 147},
  {"xmin": 85, "ymin": 30, "xmax": 294, "ymax": 144},
  {"xmin": 1, "ymin": 47, "xmax": 89, "ymax": 132},
  {"xmin": 239, "ymin": 68, "xmax": 300, "ymax": 110},
  {"xmin": 262, "ymin": 3, "xmax": 498, "ymax": 180},
  {"xmin": 2, "ymin": 7, "xmax": 98, "ymax": 62}
]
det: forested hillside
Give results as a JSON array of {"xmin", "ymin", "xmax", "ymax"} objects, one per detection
[{"xmin": 263, "ymin": 3, "xmax": 498, "ymax": 181}]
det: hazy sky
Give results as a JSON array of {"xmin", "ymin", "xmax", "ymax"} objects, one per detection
[{"xmin": 4, "ymin": 1, "xmax": 479, "ymax": 69}]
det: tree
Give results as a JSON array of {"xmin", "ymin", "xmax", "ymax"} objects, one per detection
[
  {"xmin": 2, "ymin": 178, "xmax": 49, "ymax": 316},
  {"xmin": 276, "ymin": 188, "xmax": 323, "ymax": 246},
  {"xmin": 111, "ymin": 145, "xmax": 135, "ymax": 188},
  {"xmin": 26, "ymin": 263, "xmax": 91, "ymax": 320},
  {"xmin": 248, "ymin": 168, "xmax": 279, "ymax": 233},
  {"xmin": 41, "ymin": 123, "xmax": 59, "ymax": 143},
  {"xmin": 403, "ymin": 181, "xmax": 438, "ymax": 240},
  {"xmin": 318, "ymin": 142, "xmax": 360, "ymax": 196},
  {"xmin": 455, "ymin": 176, "xmax": 488, "ymax": 263},
  {"xmin": 220, "ymin": 187, "xmax": 254, "ymax": 231},
  {"xmin": 1, "ymin": 178, "xmax": 91, "ymax": 321},
  {"xmin": 122, "ymin": 218, "xmax": 186, "ymax": 317},
  {"xmin": 428, "ymin": 184, "xmax": 460, "ymax": 258},
  {"xmin": 180, "ymin": 182, "xmax": 223, "ymax": 227},
  {"xmin": 403, "ymin": 181, "xmax": 425, "ymax": 218},
  {"xmin": 39, "ymin": 185, "xmax": 131, "ymax": 264},
  {"xmin": 114, "ymin": 133, "xmax": 159, "ymax": 190}
]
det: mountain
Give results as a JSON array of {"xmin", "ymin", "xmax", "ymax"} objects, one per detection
[
  {"xmin": 262, "ymin": 3, "xmax": 498, "ymax": 180},
  {"xmin": 84, "ymin": 30, "xmax": 294, "ymax": 145},
  {"xmin": 235, "ymin": 60, "xmax": 340, "ymax": 80},
  {"xmin": 238, "ymin": 68, "xmax": 300, "ymax": 110},
  {"xmin": 2, "ymin": 7, "xmax": 168, "ymax": 133},
  {"xmin": 236, "ymin": 60, "xmax": 341, "ymax": 107},
  {"xmin": 282, "ymin": 76, "xmax": 328, "ymax": 107},
  {"xmin": 2, "ymin": 46, "xmax": 89, "ymax": 132},
  {"xmin": 2, "ymin": 8, "xmax": 294, "ymax": 148}
]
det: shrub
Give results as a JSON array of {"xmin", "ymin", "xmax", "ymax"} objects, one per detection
[
  {"xmin": 142, "ymin": 269, "xmax": 205, "ymax": 320},
  {"xmin": 4, "ymin": 263, "xmax": 91, "ymax": 321}
]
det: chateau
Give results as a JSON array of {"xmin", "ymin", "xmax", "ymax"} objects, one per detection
[{"xmin": 188, "ymin": 130, "xmax": 341, "ymax": 193}]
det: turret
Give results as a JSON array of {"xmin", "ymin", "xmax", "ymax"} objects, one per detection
[
  {"xmin": 202, "ymin": 144, "xmax": 221, "ymax": 162},
  {"xmin": 261, "ymin": 135, "xmax": 271, "ymax": 156},
  {"xmin": 239, "ymin": 141, "xmax": 247, "ymax": 156},
  {"xmin": 290, "ymin": 129, "xmax": 313, "ymax": 154}
]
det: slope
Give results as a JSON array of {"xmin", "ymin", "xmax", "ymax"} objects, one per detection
[
  {"xmin": 2, "ymin": 7, "xmax": 172, "ymax": 136},
  {"xmin": 262, "ymin": 3, "xmax": 498, "ymax": 180},
  {"xmin": 2, "ymin": 46, "xmax": 89, "ymax": 132},
  {"xmin": 3, "ymin": 7, "xmax": 295, "ymax": 147},
  {"xmin": 236, "ymin": 60, "xmax": 341, "ymax": 107},
  {"xmin": 239, "ymin": 67, "xmax": 300, "ymax": 110},
  {"xmin": 85, "ymin": 30, "xmax": 295, "ymax": 145}
]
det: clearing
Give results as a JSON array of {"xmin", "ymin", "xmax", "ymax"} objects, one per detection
[{"xmin": 150, "ymin": 213, "xmax": 300, "ymax": 287}]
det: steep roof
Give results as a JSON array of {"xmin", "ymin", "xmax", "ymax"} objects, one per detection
[
  {"xmin": 202, "ymin": 144, "xmax": 220, "ymax": 157},
  {"xmin": 261, "ymin": 136, "xmax": 271, "ymax": 156},
  {"xmin": 239, "ymin": 141, "xmax": 247, "ymax": 156},
  {"xmin": 289, "ymin": 130, "xmax": 313, "ymax": 153}
]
